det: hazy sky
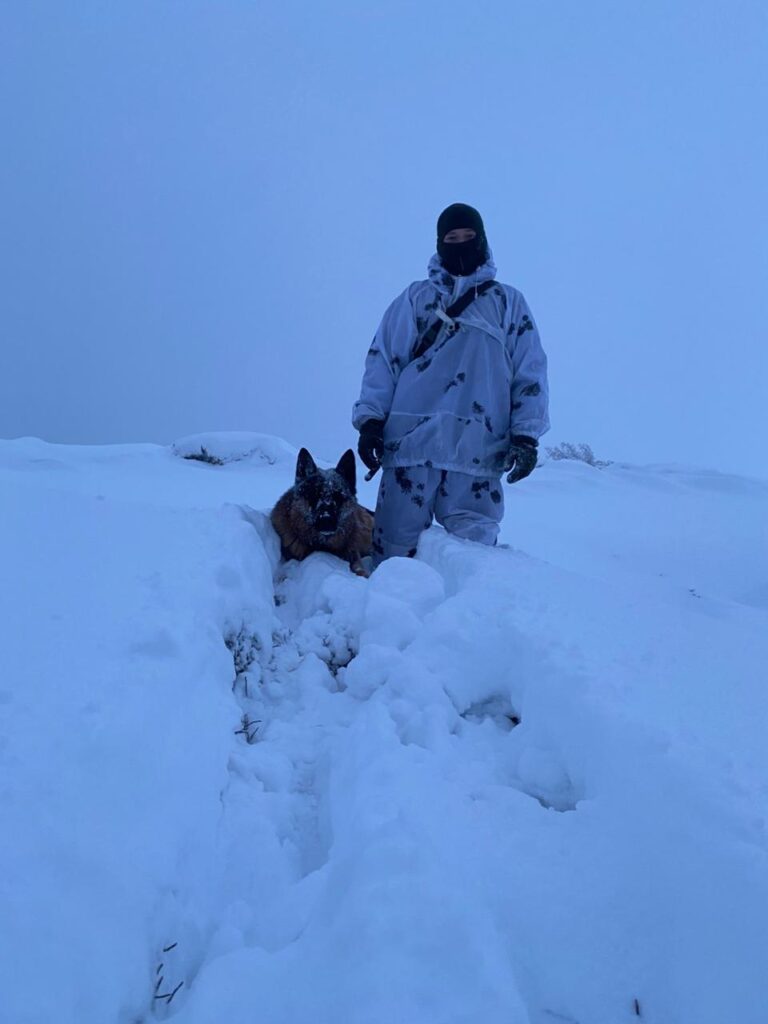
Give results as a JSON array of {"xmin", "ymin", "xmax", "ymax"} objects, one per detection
[{"xmin": 1, "ymin": 1, "xmax": 766, "ymax": 474}]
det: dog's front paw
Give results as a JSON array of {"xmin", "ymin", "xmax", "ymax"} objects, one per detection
[{"xmin": 350, "ymin": 555, "xmax": 371, "ymax": 578}]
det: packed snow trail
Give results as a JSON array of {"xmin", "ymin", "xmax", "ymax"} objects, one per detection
[
  {"xmin": 1, "ymin": 434, "xmax": 767, "ymax": 1024},
  {"xmin": 175, "ymin": 529, "xmax": 768, "ymax": 1024}
]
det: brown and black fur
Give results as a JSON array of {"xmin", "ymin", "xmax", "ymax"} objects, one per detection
[{"xmin": 271, "ymin": 448, "xmax": 373, "ymax": 576}]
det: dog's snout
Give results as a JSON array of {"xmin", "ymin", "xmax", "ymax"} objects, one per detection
[{"xmin": 315, "ymin": 496, "xmax": 338, "ymax": 531}]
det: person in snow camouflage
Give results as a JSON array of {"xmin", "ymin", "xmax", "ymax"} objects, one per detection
[{"xmin": 352, "ymin": 203, "xmax": 549, "ymax": 564}]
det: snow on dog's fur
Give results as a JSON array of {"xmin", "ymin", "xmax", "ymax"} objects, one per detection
[{"xmin": 271, "ymin": 448, "xmax": 373, "ymax": 576}]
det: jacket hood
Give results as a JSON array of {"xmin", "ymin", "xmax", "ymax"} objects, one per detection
[{"xmin": 427, "ymin": 249, "xmax": 497, "ymax": 301}]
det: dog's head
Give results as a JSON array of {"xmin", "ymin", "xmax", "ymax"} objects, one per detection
[{"xmin": 293, "ymin": 448, "xmax": 357, "ymax": 537}]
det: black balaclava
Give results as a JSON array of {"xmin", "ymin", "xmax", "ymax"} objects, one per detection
[{"xmin": 436, "ymin": 203, "xmax": 489, "ymax": 277}]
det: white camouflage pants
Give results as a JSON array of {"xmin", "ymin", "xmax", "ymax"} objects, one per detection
[{"xmin": 372, "ymin": 466, "xmax": 505, "ymax": 564}]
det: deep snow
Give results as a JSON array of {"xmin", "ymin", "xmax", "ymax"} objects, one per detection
[{"xmin": 1, "ymin": 432, "xmax": 767, "ymax": 1024}]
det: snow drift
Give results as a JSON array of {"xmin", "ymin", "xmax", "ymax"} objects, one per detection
[{"xmin": 1, "ymin": 432, "xmax": 767, "ymax": 1024}]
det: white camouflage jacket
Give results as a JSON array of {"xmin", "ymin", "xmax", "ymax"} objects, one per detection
[{"xmin": 352, "ymin": 253, "xmax": 550, "ymax": 476}]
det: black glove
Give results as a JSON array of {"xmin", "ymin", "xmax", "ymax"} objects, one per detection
[
  {"xmin": 504, "ymin": 435, "xmax": 538, "ymax": 483},
  {"xmin": 358, "ymin": 419, "xmax": 385, "ymax": 473}
]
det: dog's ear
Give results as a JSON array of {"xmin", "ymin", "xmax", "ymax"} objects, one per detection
[
  {"xmin": 335, "ymin": 449, "xmax": 357, "ymax": 493},
  {"xmin": 296, "ymin": 448, "xmax": 317, "ymax": 482}
]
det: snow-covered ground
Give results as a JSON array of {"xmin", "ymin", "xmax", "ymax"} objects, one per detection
[{"xmin": 1, "ymin": 432, "xmax": 767, "ymax": 1024}]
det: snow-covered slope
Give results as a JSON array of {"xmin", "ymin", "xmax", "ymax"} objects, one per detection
[{"xmin": 1, "ymin": 433, "xmax": 766, "ymax": 1024}]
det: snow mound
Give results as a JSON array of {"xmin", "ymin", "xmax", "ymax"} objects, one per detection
[
  {"xmin": 172, "ymin": 431, "xmax": 298, "ymax": 467},
  {"xmin": 3, "ymin": 434, "xmax": 768, "ymax": 1024}
]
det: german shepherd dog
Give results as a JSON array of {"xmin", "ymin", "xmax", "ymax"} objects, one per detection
[{"xmin": 271, "ymin": 448, "xmax": 373, "ymax": 576}]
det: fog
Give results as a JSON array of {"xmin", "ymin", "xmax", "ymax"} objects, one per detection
[{"xmin": 2, "ymin": 0, "xmax": 766, "ymax": 474}]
